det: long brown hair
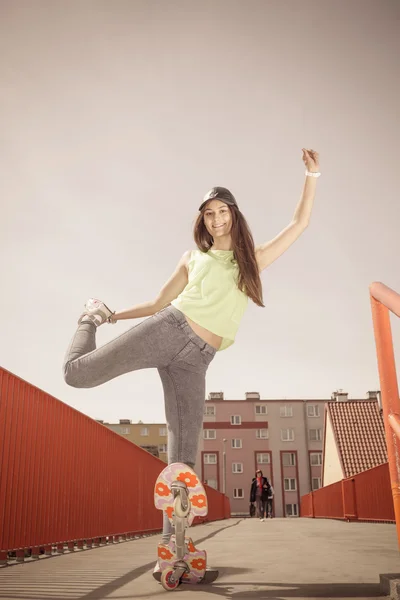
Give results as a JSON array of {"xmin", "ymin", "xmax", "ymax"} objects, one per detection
[{"xmin": 193, "ymin": 204, "xmax": 264, "ymax": 307}]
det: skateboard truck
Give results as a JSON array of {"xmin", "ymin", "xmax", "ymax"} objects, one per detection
[{"xmin": 160, "ymin": 481, "xmax": 191, "ymax": 588}]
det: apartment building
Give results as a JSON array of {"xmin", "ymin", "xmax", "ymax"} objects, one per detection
[
  {"xmin": 99, "ymin": 420, "xmax": 168, "ymax": 462},
  {"xmin": 198, "ymin": 390, "xmax": 379, "ymax": 517}
]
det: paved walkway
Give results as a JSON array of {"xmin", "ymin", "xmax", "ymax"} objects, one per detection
[{"xmin": 0, "ymin": 518, "xmax": 398, "ymax": 599}]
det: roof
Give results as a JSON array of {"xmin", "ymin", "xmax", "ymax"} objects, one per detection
[
  {"xmin": 205, "ymin": 398, "xmax": 331, "ymax": 403},
  {"xmin": 326, "ymin": 401, "xmax": 387, "ymax": 477}
]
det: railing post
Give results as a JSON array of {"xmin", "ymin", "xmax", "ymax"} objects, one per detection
[
  {"xmin": 16, "ymin": 550, "xmax": 25, "ymax": 563},
  {"xmin": 310, "ymin": 491, "xmax": 315, "ymax": 518},
  {"xmin": 342, "ymin": 478, "xmax": 357, "ymax": 521},
  {"xmin": 370, "ymin": 287, "xmax": 400, "ymax": 548}
]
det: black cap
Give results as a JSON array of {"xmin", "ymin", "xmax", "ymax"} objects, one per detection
[{"xmin": 198, "ymin": 187, "xmax": 238, "ymax": 211}]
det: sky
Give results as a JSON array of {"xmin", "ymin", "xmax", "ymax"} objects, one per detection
[{"xmin": 1, "ymin": 0, "xmax": 399, "ymax": 424}]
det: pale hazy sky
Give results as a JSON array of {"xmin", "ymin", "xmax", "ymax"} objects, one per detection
[{"xmin": 1, "ymin": 0, "xmax": 399, "ymax": 423}]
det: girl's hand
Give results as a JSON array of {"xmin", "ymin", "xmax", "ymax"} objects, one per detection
[
  {"xmin": 107, "ymin": 313, "xmax": 117, "ymax": 324},
  {"xmin": 302, "ymin": 148, "xmax": 320, "ymax": 173}
]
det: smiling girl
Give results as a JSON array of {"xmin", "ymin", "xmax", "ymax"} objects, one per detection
[{"xmin": 63, "ymin": 148, "xmax": 320, "ymax": 544}]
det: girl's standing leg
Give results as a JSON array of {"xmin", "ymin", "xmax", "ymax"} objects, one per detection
[{"xmin": 156, "ymin": 308, "xmax": 216, "ymax": 543}]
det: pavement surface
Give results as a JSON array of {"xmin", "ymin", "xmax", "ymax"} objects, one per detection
[{"xmin": 0, "ymin": 517, "xmax": 398, "ymax": 599}]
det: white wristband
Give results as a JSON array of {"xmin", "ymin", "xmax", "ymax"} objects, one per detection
[{"xmin": 306, "ymin": 170, "xmax": 321, "ymax": 178}]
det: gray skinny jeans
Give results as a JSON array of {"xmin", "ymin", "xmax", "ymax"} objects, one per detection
[{"xmin": 63, "ymin": 305, "xmax": 216, "ymax": 542}]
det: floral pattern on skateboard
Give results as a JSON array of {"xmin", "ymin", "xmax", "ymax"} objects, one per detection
[
  {"xmin": 157, "ymin": 536, "xmax": 207, "ymax": 584},
  {"xmin": 154, "ymin": 462, "xmax": 208, "ymax": 525}
]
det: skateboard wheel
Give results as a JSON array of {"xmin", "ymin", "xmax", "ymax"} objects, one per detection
[{"xmin": 161, "ymin": 568, "xmax": 180, "ymax": 591}]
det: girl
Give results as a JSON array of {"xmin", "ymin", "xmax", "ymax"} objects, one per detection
[
  {"xmin": 250, "ymin": 470, "xmax": 271, "ymax": 521},
  {"xmin": 63, "ymin": 148, "xmax": 320, "ymax": 543}
]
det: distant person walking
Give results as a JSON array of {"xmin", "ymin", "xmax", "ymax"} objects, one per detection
[
  {"xmin": 267, "ymin": 484, "xmax": 274, "ymax": 518},
  {"xmin": 250, "ymin": 470, "xmax": 271, "ymax": 521}
]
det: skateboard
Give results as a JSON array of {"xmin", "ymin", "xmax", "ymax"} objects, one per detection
[
  {"xmin": 154, "ymin": 462, "xmax": 219, "ymax": 591},
  {"xmin": 152, "ymin": 559, "xmax": 219, "ymax": 585}
]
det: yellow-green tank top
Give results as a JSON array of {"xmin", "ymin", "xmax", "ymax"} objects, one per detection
[{"xmin": 171, "ymin": 249, "xmax": 248, "ymax": 351}]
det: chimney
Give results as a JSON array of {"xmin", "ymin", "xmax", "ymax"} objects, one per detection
[
  {"xmin": 245, "ymin": 392, "xmax": 260, "ymax": 400},
  {"xmin": 367, "ymin": 390, "xmax": 382, "ymax": 409},
  {"xmin": 331, "ymin": 390, "xmax": 349, "ymax": 402},
  {"xmin": 208, "ymin": 392, "xmax": 224, "ymax": 400},
  {"xmin": 119, "ymin": 419, "xmax": 132, "ymax": 424}
]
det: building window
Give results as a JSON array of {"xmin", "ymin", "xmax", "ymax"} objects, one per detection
[
  {"xmin": 312, "ymin": 477, "xmax": 322, "ymax": 490},
  {"xmin": 282, "ymin": 452, "xmax": 296, "ymax": 466},
  {"xmin": 204, "ymin": 453, "xmax": 217, "ymax": 464},
  {"xmin": 158, "ymin": 444, "xmax": 167, "ymax": 453},
  {"xmin": 159, "ymin": 427, "xmax": 167, "ymax": 436},
  {"xmin": 307, "ymin": 404, "xmax": 320, "ymax": 418},
  {"xmin": 233, "ymin": 488, "xmax": 244, "ymax": 498},
  {"xmin": 281, "ymin": 428, "xmax": 295, "ymax": 442},
  {"xmin": 232, "ymin": 463, "xmax": 243, "ymax": 473},
  {"xmin": 256, "ymin": 453, "xmax": 270, "ymax": 464},
  {"xmin": 140, "ymin": 427, "xmax": 149, "ymax": 436},
  {"xmin": 256, "ymin": 429, "xmax": 269, "ymax": 439},
  {"xmin": 120, "ymin": 427, "xmax": 130, "ymax": 435},
  {"xmin": 230, "ymin": 415, "xmax": 242, "ymax": 425},
  {"xmin": 203, "ymin": 429, "xmax": 216, "ymax": 439},
  {"xmin": 231, "ymin": 439, "xmax": 242, "ymax": 449},
  {"xmin": 285, "ymin": 503, "xmax": 299, "ymax": 517},
  {"xmin": 204, "ymin": 405, "xmax": 216, "ymax": 416},
  {"xmin": 205, "ymin": 479, "xmax": 218, "ymax": 490},
  {"xmin": 284, "ymin": 477, "xmax": 297, "ymax": 491},
  {"xmin": 255, "ymin": 405, "xmax": 267, "ymax": 415},
  {"xmin": 309, "ymin": 429, "xmax": 322, "ymax": 441},
  {"xmin": 280, "ymin": 405, "xmax": 293, "ymax": 418},
  {"xmin": 310, "ymin": 452, "xmax": 323, "ymax": 466},
  {"xmin": 140, "ymin": 445, "xmax": 158, "ymax": 457}
]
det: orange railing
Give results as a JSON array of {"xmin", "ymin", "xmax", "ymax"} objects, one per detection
[
  {"xmin": 301, "ymin": 462, "xmax": 395, "ymax": 522},
  {"xmin": 0, "ymin": 367, "xmax": 230, "ymax": 565},
  {"xmin": 370, "ymin": 282, "xmax": 400, "ymax": 547}
]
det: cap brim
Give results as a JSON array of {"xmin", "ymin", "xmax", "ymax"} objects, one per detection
[{"xmin": 198, "ymin": 198, "xmax": 236, "ymax": 211}]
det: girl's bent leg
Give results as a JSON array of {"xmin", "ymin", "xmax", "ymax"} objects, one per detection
[
  {"xmin": 63, "ymin": 322, "xmax": 97, "ymax": 386},
  {"xmin": 63, "ymin": 314, "xmax": 172, "ymax": 389}
]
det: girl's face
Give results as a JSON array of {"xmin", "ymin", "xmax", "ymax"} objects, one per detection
[{"xmin": 203, "ymin": 200, "xmax": 232, "ymax": 239}]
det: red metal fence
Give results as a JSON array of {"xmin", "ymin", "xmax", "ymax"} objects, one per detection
[
  {"xmin": 301, "ymin": 462, "xmax": 394, "ymax": 522},
  {"xmin": 0, "ymin": 367, "xmax": 230, "ymax": 565}
]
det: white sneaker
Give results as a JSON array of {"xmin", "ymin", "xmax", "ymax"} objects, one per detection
[
  {"xmin": 260, "ymin": 518, "xmax": 264, "ymax": 522},
  {"xmin": 78, "ymin": 298, "xmax": 114, "ymax": 327}
]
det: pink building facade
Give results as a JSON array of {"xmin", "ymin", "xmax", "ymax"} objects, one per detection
[{"xmin": 197, "ymin": 391, "xmax": 329, "ymax": 517}]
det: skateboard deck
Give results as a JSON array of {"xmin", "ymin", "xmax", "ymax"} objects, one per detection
[
  {"xmin": 154, "ymin": 462, "xmax": 208, "ymax": 525},
  {"xmin": 156, "ymin": 535, "xmax": 207, "ymax": 583},
  {"xmin": 154, "ymin": 463, "xmax": 216, "ymax": 586}
]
